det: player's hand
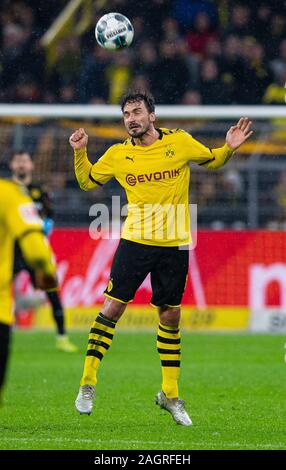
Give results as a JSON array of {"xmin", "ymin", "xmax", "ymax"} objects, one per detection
[
  {"xmin": 226, "ymin": 117, "xmax": 253, "ymax": 150},
  {"xmin": 34, "ymin": 270, "xmax": 58, "ymax": 292},
  {"xmin": 69, "ymin": 128, "xmax": 88, "ymax": 150}
]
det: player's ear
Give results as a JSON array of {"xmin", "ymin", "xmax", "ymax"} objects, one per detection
[{"xmin": 150, "ymin": 112, "xmax": 156, "ymax": 123}]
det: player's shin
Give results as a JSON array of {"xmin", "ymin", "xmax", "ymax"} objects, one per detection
[
  {"xmin": 156, "ymin": 322, "xmax": 181, "ymax": 399},
  {"xmin": 80, "ymin": 313, "xmax": 117, "ymax": 386},
  {"xmin": 47, "ymin": 290, "xmax": 65, "ymax": 335}
]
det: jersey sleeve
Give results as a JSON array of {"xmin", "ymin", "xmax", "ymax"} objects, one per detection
[
  {"xmin": 4, "ymin": 188, "xmax": 43, "ymax": 240},
  {"xmin": 181, "ymin": 130, "xmax": 234, "ymax": 169},
  {"xmin": 2, "ymin": 184, "xmax": 56, "ymax": 277},
  {"xmin": 74, "ymin": 146, "xmax": 115, "ymax": 191}
]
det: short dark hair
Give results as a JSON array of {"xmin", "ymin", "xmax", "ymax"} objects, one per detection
[
  {"xmin": 11, "ymin": 149, "xmax": 33, "ymax": 160},
  {"xmin": 121, "ymin": 91, "xmax": 155, "ymax": 114}
]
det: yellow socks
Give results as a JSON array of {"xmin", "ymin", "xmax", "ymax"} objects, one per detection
[
  {"xmin": 80, "ymin": 313, "xmax": 116, "ymax": 386},
  {"xmin": 157, "ymin": 322, "xmax": 181, "ymax": 398}
]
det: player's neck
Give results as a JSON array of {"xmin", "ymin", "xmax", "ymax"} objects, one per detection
[{"xmin": 133, "ymin": 126, "xmax": 159, "ymax": 147}]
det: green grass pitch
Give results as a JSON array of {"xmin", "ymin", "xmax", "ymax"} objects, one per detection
[{"xmin": 1, "ymin": 330, "xmax": 285, "ymax": 450}]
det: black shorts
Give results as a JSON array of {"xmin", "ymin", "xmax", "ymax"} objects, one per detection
[{"xmin": 104, "ymin": 239, "xmax": 189, "ymax": 307}]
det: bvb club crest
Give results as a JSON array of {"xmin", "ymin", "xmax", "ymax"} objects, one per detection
[
  {"xmin": 165, "ymin": 144, "xmax": 175, "ymax": 158},
  {"xmin": 107, "ymin": 278, "xmax": 113, "ymax": 292},
  {"xmin": 31, "ymin": 188, "xmax": 41, "ymax": 199}
]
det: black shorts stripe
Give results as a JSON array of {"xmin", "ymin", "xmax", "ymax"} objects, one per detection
[
  {"xmin": 88, "ymin": 339, "xmax": 110, "ymax": 350},
  {"xmin": 90, "ymin": 328, "xmax": 113, "ymax": 340},
  {"xmin": 161, "ymin": 360, "xmax": 181, "ymax": 367},
  {"xmin": 158, "ymin": 324, "xmax": 179, "ymax": 334},
  {"xmin": 86, "ymin": 349, "xmax": 103, "ymax": 360},
  {"xmin": 157, "ymin": 348, "xmax": 181, "ymax": 355},
  {"xmin": 157, "ymin": 335, "xmax": 180, "ymax": 345},
  {"xmin": 89, "ymin": 171, "xmax": 103, "ymax": 185},
  {"xmin": 97, "ymin": 314, "xmax": 116, "ymax": 329}
]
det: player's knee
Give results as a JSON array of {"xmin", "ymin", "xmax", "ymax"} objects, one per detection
[
  {"xmin": 101, "ymin": 297, "xmax": 127, "ymax": 321},
  {"xmin": 159, "ymin": 306, "xmax": 181, "ymax": 327}
]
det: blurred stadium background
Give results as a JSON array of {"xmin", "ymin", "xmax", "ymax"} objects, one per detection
[
  {"xmin": 1, "ymin": 0, "xmax": 286, "ymax": 333},
  {"xmin": 1, "ymin": 0, "xmax": 286, "ymax": 453}
]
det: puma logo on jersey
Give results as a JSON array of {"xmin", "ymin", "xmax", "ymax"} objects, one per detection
[{"xmin": 125, "ymin": 156, "xmax": 134, "ymax": 162}]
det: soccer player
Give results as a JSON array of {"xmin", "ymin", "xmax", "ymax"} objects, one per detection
[
  {"xmin": 0, "ymin": 178, "xmax": 58, "ymax": 403},
  {"xmin": 10, "ymin": 151, "xmax": 77, "ymax": 353},
  {"xmin": 70, "ymin": 91, "xmax": 253, "ymax": 425}
]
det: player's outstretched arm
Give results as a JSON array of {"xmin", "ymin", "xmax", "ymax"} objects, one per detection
[
  {"xmin": 195, "ymin": 117, "xmax": 254, "ymax": 170},
  {"xmin": 69, "ymin": 128, "xmax": 97, "ymax": 191},
  {"xmin": 226, "ymin": 117, "xmax": 253, "ymax": 150}
]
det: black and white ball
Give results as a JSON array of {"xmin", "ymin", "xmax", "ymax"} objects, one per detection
[{"xmin": 95, "ymin": 13, "xmax": 134, "ymax": 51}]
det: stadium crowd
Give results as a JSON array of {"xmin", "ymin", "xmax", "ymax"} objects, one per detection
[
  {"xmin": 0, "ymin": 0, "xmax": 286, "ymax": 105},
  {"xmin": 0, "ymin": 0, "xmax": 285, "ymax": 229}
]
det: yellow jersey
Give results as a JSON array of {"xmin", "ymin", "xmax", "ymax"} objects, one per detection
[
  {"xmin": 74, "ymin": 128, "xmax": 233, "ymax": 246},
  {"xmin": 0, "ymin": 179, "xmax": 55, "ymax": 325}
]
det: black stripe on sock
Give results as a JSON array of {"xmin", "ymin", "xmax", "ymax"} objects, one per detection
[
  {"xmin": 159, "ymin": 324, "xmax": 179, "ymax": 334},
  {"xmin": 99, "ymin": 312, "xmax": 117, "ymax": 323},
  {"xmin": 90, "ymin": 328, "xmax": 113, "ymax": 340},
  {"xmin": 86, "ymin": 349, "xmax": 103, "ymax": 360},
  {"xmin": 97, "ymin": 314, "xmax": 116, "ymax": 329},
  {"xmin": 88, "ymin": 339, "xmax": 110, "ymax": 350},
  {"xmin": 157, "ymin": 335, "xmax": 180, "ymax": 345},
  {"xmin": 161, "ymin": 360, "xmax": 181, "ymax": 367},
  {"xmin": 157, "ymin": 348, "xmax": 181, "ymax": 355}
]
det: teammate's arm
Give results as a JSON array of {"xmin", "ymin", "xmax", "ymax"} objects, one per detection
[
  {"xmin": 186, "ymin": 117, "xmax": 253, "ymax": 169},
  {"xmin": 70, "ymin": 128, "xmax": 114, "ymax": 191},
  {"xmin": 19, "ymin": 232, "xmax": 58, "ymax": 290},
  {"xmin": 5, "ymin": 194, "xmax": 58, "ymax": 291}
]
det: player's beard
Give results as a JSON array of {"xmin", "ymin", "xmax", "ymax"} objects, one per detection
[{"xmin": 127, "ymin": 121, "xmax": 150, "ymax": 138}]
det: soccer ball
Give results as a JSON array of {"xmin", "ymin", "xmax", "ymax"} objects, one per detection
[{"xmin": 95, "ymin": 13, "xmax": 134, "ymax": 51}]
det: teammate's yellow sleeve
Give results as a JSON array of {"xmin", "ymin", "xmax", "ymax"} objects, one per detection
[
  {"xmin": 182, "ymin": 131, "xmax": 234, "ymax": 169},
  {"xmin": 3, "ymin": 185, "xmax": 57, "ymax": 279},
  {"xmin": 19, "ymin": 232, "xmax": 56, "ymax": 277},
  {"xmin": 74, "ymin": 146, "xmax": 114, "ymax": 191}
]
